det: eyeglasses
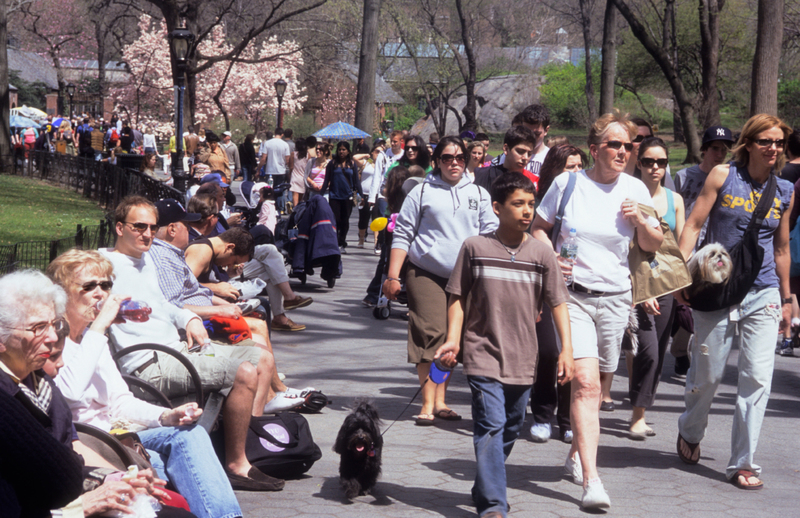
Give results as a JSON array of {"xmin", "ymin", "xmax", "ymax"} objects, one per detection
[
  {"xmin": 633, "ymin": 135, "xmax": 649, "ymax": 143},
  {"xmin": 440, "ymin": 154, "xmax": 466, "ymax": 164},
  {"xmin": 124, "ymin": 222, "xmax": 159, "ymax": 233},
  {"xmin": 16, "ymin": 318, "xmax": 67, "ymax": 338},
  {"xmin": 406, "ymin": 146, "xmax": 419, "ymax": 151},
  {"xmin": 78, "ymin": 280, "xmax": 113, "ymax": 292},
  {"xmin": 752, "ymin": 138, "xmax": 786, "ymax": 149},
  {"xmin": 603, "ymin": 141, "xmax": 634, "ymax": 152},
  {"xmin": 640, "ymin": 157, "xmax": 669, "ymax": 168}
]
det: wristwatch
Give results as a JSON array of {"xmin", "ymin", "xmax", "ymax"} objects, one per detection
[{"xmin": 781, "ymin": 297, "xmax": 792, "ymax": 305}]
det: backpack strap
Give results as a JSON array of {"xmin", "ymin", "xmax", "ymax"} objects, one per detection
[
  {"xmin": 550, "ymin": 171, "xmax": 577, "ymax": 251},
  {"xmin": 748, "ymin": 173, "xmax": 777, "ymax": 230}
]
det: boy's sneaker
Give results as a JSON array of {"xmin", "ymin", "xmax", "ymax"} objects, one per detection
[
  {"xmin": 529, "ymin": 422, "xmax": 551, "ymax": 443},
  {"xmin": 581, "ymin": 478, "xmax": 611, "ymax": 509},
  {"xmin": 560, "ymin": 429, "xmax": 573, "ymax": 444},
  {"xmin": 776, "ymin": 339, "xmax": 794, "ymax": 357}
]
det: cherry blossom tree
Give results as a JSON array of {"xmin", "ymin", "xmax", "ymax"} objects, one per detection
[
  {"xmin": 319, "ymin": 82, "xmax": 356, "ymax": 126},
  {"xmin": 113, "ymin": 14, "xmax": 306, "ymax": 136}
]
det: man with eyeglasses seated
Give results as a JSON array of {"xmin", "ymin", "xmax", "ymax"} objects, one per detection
[
  {"xmin": 97, "ymin": 195, "xmax": 287, "ymax": 492},
  {"xmin": 475, "ymin": 126, "xmax": 540, "ymax": 192}
]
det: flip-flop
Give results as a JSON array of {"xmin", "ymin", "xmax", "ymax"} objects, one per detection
[
  {"xmin": 414, "ymin": 413, "xmax": 435, "ymax": 426},
  {"xmin": 730, "ymin": 470, "xmax": 763, "ymax": 490},
  {"xmin": 434, "ymin": 409, "xmax": 462, "ymax": 421},
  {"xmin": 677, "ymin": 434, "xmax": 701, "ymax": 464},
  {"xmin": 628, "ymin": 430, "xmax": 647, "ymax": 441}
]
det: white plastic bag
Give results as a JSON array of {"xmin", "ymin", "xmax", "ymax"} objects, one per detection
[{"xmin": 230, "ymin": 277, "xmax": 267, "ymax": 299}]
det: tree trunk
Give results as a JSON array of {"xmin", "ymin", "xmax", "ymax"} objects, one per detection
[
  {"xmin": 698, "ymin": 0, "xmax": 723, "ymax": 127},
  {"xmin": 455, "ymin": 0, "xmax": 478, "ymax": 132},
  {"xmin": 95, "ymin": 20, "xmax": 107, "ymax": 120},
  {"xmin": 0, "ymin": 0, "xmax": 10, "ymax": 173},
  {"xmin": 599, "ymin": 0, "xmax": 617, "ymax": 115},
  {"xmin": 354, "ymin": 0, "xmax": 381, "ymax": 141},
  {"xmin": 579, "ymin": 0, "xmax": 598, "ymax": 122},
  {"xmin": 750, "ymin": 0, "xmax": 784, "ymax": 116},
  {"xmin": 612, "ymin": 0, "xmax": 701, "ymax": 162}
]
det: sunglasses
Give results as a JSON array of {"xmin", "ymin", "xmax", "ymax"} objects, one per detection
[
  {"xmin": 17, "ymin": 318, "xmax": 67, "ymax": 338},
  {"xmin": 79, "ymin": 280, "xmax": 114, "ymax": 292},
  {"xmin": 639, "ymin": 157, "xmax": 669, "ymax": 168},
  {"xmin": 406, "ymin": 146, "xmax": 419, "ymax": 151},
  {"xmin": 440, "ymin": 154, "xmax": 466, "ymax": 164},
  {"xmin": 633, "ymin": 134, "xmax": 650, "ymax": 143},
  {"xmin": 603, "ymin": 141, "xmax": 634, "ymax": 152},
  {"xmin": 124, "ymin": 222, "xmax": 159, "ymax": 233},
  {"xmin": 752, "ymin": 138, "xmax": 786, "ymax": 149}
]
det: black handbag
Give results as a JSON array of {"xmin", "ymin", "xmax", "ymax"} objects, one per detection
[
  {"xmin": 246, "ymin": 412, "xmax": 322, "ymax": 479},
  {"xmin": 690, "ymin": 171, "xmax": 777, "ymax": 312}
]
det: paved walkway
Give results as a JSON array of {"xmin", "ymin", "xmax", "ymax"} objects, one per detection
[{"xmin": 233, "ymin": 209, "xmax": 800, "ymax": 517}]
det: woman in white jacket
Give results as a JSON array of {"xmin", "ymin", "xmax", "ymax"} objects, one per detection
[{"xmin": 384, "ymin": 136, "xmax": 498, "ymax": 425}]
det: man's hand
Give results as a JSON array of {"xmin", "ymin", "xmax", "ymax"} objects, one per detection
[
  {"xmin": 433, "ymin": 342, "xmax": 459, "ymax": 368},
  {"xmin": 184, "ymin": 318, "xmax": 209, "ymax": 349},
  {"xmin": 382, "ymin": 279, "xmax": 401, "ymax": 300},
  {"xmin": 557, "ymin": 351, "xmax": 574, "ymax": 385},
  {"xmin": 210, "ymin": 282, "xmax": 240, "ymax": 302},
  {"xmin": 226, "ymin": 213, "xmax": 243, "ymax": 226},
  {"xmin": 214, "ymin": 304, "xmax": 243, "ymax": 319},
  {"xmin": 159, "ymin": 403, "xmax": 203, "ymax": 427}
]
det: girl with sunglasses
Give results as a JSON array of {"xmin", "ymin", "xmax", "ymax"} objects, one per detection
[
  {"xmin": 383, "ymin": 136, "xmax": 498, "ymax": 426},
  {"xmin": 620, "ymin": 137, "xmax": 685, "ymax": 441}
]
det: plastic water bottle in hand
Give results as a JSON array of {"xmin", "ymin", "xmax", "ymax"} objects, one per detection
[
  {"xmin": 96, "ymin": 299, "xmax": 152, "ymax": 323},
  {"xmin": 560, "ymin": 228, "xmax": 578, "ymax": 286}
]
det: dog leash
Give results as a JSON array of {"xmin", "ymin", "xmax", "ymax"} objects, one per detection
[{"xmin": 380, "ymin": 377, "xmax": 429, "ymax": 437}]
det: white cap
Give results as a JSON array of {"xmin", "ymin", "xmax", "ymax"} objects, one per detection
[{"xmin": 222, "ymin": 131, "xmax": 232, "ymax": 136}]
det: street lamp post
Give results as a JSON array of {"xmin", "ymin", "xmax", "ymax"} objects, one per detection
[
  {"xmin": 274, "ymin": 79, "xmax": 287, "ymax": 129},
  {"xmin": 381, "ymin": 119, "xmax": 394, "ymax": 138},
  {"xmin": 65, "ymin": 83, "xmax": 76, "ymax": 119},
  {"xmin": 169, "ymin": 27, "xmax": 194, "ymax": 192}
]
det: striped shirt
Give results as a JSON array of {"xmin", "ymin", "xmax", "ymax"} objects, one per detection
[{"xmin": 447, "ymin": 233, "xmax": 569, "ymax": 384}]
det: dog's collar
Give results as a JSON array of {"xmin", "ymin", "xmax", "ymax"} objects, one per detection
[{"xmin": 368, "ymin": 449, "xmax": 376, "ymax": 457}]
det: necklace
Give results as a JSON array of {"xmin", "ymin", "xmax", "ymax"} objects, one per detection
[{"xmin": 494, "ymin": 231, "xmax": 526, "ymax": 262}]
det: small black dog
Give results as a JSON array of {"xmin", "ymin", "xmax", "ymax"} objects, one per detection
[{"xmin": 333, "ymin": 400, "xmax": 383, "ymax": 499}]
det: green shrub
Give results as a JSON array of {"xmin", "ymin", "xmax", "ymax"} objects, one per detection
[
  {"xmin": 393, "ymin": 105, "xmax": 425, "ymax": 132},
  {"xmin": 538, "ymin": 60, "xmax": 599, "ymax": 129}
]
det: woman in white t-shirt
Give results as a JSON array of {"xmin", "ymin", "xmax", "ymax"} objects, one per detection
[{"xmin": 531, "ymin": 111, "xmax": 663, "ymax": 509}]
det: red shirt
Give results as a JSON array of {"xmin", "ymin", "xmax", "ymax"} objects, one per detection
[{"xmin": 522, "ymin": 169, "xmax": 539, "ymax": 192}]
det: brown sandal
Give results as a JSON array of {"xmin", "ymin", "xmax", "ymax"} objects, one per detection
[
  {"xmin": 729, "ymin": 469, "xmax": 763, "ymax": 490},
  {"xmin": 677, "ymin": 434, "xmax": 701, "ymax": 465}
]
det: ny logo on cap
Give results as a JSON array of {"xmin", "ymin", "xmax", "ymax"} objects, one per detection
[{"xmin": 717, "ymin": 128, "xmax": 726, "ymax": 136}]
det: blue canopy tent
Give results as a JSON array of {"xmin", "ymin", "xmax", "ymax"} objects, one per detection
[
  {"xmin": 10, "ymin": 115, "xmax": 37, "ymax": 129},
  {"xmin": 313, "ymin": 122, "xmax": 370, "ymax": 141}
]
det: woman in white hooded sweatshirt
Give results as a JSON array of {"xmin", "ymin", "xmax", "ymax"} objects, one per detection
[{"xmin": 384, "ymin": 136, "xmax": 498, "ymax": 425}]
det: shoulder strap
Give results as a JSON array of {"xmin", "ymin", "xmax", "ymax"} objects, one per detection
[
  {"xmin": 748, "ymin": 173, "xmax": 777, "ymax": 231},
  {"xmin": 550, "ymin": 171, "xmax": 577, "ymax": 251},
  {"xmin": 412, "ymin": 181, "xmax": 426, "ymax": 242}
]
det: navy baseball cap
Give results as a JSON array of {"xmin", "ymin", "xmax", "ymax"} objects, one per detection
[
  {"xmin": 155, "ymin": 199, "xmax": 201, "ymax": 226},
  {"xmin": 200, "ymin": 172, "xmax": 230, "ymax": 188},
  {"xmin": 702, "ymin": 126, "xmax": 735, "ymax": 147}
]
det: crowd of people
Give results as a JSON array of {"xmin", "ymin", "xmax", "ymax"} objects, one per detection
[{"xmin": 2, "ymin": 100, "xmax": 797, "ymax": 517}]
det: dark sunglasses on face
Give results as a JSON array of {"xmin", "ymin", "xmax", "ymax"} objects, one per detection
[
  {"xmin": 80, "ymin": 280, "xmax": 114, "ymax": 292},
  {"xmin": 440, "ymin": 154, "xmax": 466, "ymax": 164},
  {"xmin": 640, "ymin": 157, "xmax": 669, "ymax": 168},
  {"xmin": 633, "ymin": 134, "xmax": 649, "ymax": 143},
  {"xmin": 124, "ymin": 222, "xmax": 159, "ymax": 233},
  {"xmin": 752, "ymin": 138, "xmax": 786, "ymax": 149},
  {"xmin": 406, "ymin": 146, "xmax": 419, "ymax": 151},
  {"xmin": 603, "ymin": 141, "xmax": 634, "ymax": 152}
]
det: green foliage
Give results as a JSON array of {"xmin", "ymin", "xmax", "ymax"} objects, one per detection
[
  {"xmin": 393, "ymin": 105, "xmax": 425, "ymax": 132},
  {"xmin": 538, "ymin": 60, "xmax": 599, "ymax": 129},
  {"xmin": 779, "ymin": 79, "xmax": 800, "ymax": 128},
  {"xmin": 9, "ymin": 70, "xmax": 49, "ymax": 111},
  {"xmin": 0, "ymin": 176, "xmax": 106, "ymax": 245}
]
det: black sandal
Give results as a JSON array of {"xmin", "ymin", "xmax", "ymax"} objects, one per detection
[{"xmin": 677, "ymin": 434, "xmax": 701, "ymax": 465}]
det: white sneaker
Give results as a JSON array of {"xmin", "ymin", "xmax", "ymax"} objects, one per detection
[
  {"xmin": 284, "ymin": 387, "xmax": 316, "ymax": 398},
  {"xmin": 581, "ymin": 478, "xmax": 611, "ymax": 509},
  {"xmin": 565, "ymin": 453, "xmax": 583, "ymax": 485},
  {"xmin": 263, "ymin": 391, "xmax": 305, "ymax": 413},
  {"xmin": 529, "ymin": 422, "xmax": 551, "ymax": 443}
]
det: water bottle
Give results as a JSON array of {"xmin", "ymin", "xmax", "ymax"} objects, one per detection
[
  {"xmin": 268, "ymin": 174, "xmax": 274, "ymax": 188},
  {"xmin": 560, "ymin": 228, "xmax": 578, "ymax": 286},
  {"xmin": 96, "ymin": 299, "xmax": 152, "ymax": 322}
]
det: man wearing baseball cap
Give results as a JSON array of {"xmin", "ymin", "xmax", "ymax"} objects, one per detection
[
  {"xmin": 671, "ymin": 125, "xmax": 735, "ymax": 377},
  {"xmin": 221, "ymin": 131, "xmax": 241, "ymax": 180}
]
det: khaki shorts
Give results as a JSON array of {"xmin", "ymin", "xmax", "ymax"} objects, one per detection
[
  {"xmin": 567, "ymin": 289, "xmax": 631, "ymax": 373},
  {"xmin": 138, "ymin": 340, "xmax": 262, "ymax": 398}
]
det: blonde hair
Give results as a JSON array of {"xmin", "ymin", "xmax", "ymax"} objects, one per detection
[
  {"xmin": 47, "ymin": 249, "xmax": 114, "ymax": 289},
  {"xmin": 732, "ymin": 113, "xmax": 792, "ymax": 171},
  {"xmin": 587, "ymin": 110, "xmax": 637, "ymax": 148}
]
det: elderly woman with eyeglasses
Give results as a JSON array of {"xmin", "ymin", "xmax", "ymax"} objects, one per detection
[
  {"xmin": 45, "ymin": 249, "xmax": 244, "ymax": 518},
  {"xmin": 531, "ymin": 111, "xmax": 663, "ymax": 509},
  {"xmin": 384, "ymin": 136, "xmax": 498, "ymax": 426},
  {"xmin": 0, "ymin": 270, "xmax": 195, "ymax": 518}
]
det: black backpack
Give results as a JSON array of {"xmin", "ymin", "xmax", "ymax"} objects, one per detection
[{"xmin": 246, "ymin": 412, "xmax": 322, "ymax": 479}]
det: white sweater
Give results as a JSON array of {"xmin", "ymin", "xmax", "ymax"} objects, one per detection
[
  {"xmin": 54, "ymin": 331, "xmax": 164, "ymax": 431},
  {"xmin": 99, "ymin": 248, "xmax": 199, "ymax": 374}
]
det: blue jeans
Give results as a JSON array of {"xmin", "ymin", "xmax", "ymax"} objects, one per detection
[
  {"xmin": 678, "ymin": 288, "xmax": 780, "ymax": 479},
  {"xmin": 468, "ymin": 376, "xmax": 531, "ymax": 518},
  {"xmin": 140, "ymin": 425, "xmax": 242, "ymax": 518}
]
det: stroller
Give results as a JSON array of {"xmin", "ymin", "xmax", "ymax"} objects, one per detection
[
  {"xmin": 237, "ymin": 180, "xmax": 290, "ymax": 230},
  {"xmin": 372, "ymin": 215, "xmax": 408, "ymax": 320},
  {"xmin": 274, "ymin": 195, "xmax": 342, "ymax": 288}
]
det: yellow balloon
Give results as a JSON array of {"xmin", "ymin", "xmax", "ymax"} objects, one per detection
[{"xmin": 370, "ymin": 217, "xmax": 388, "ymax": 232}]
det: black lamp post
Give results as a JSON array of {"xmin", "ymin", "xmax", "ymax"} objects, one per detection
[
  {"xmin": 65, "ymin": 83, "xmax": 76, "ymax": 119},
  {"xmin": 274, "ymin": 78, "xmax": 287, "ymax": 129},
  {"xmin": 381, "ymin": 119, "xmax": 394, "ymax": 137},
  {"xmin": 169, "ymin": 26, "xmax": 194, "ymax": 192}
]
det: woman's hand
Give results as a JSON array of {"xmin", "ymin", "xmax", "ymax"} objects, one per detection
[
  {"xmin": 382, "ymin": 278, "xmax": 401, "ymax": 300},
  {"xmin": 621, "ymin": 198, "xmax": 648, "ymax": 227},
  {"xmin": 642, "ymin": 298, "xmax": 661, "ymax": 316},
  {"xmin": 81, "ymin": 481, "xmax": 135, "ymax": 516},
  {"xmin": 556, "ymin": 252, "xmax": 574, "ymax": 280},
  {"xmin": 89, "ymin": 294, "xmax": 131, "ymax": 334},
  {"xmin": 159, "ymin": 402, "xmax": 203, "ymax": 427},
  {"xmin": 127, "ymin": 468, "xmax": 168, "ymax": 499},
  {"xmin": 433, "ymin": 342, "xmax": 459, "ymax": 368}
]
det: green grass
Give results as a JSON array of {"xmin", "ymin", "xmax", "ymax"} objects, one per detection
[{"xmin": 0, "ymin": 176, "xmax": 107, "ymax": 245}]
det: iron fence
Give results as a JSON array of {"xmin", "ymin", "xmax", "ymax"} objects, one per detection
[{"xmin": 0, "ymin": 220, "xmax": 115, "ymax": 275}]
